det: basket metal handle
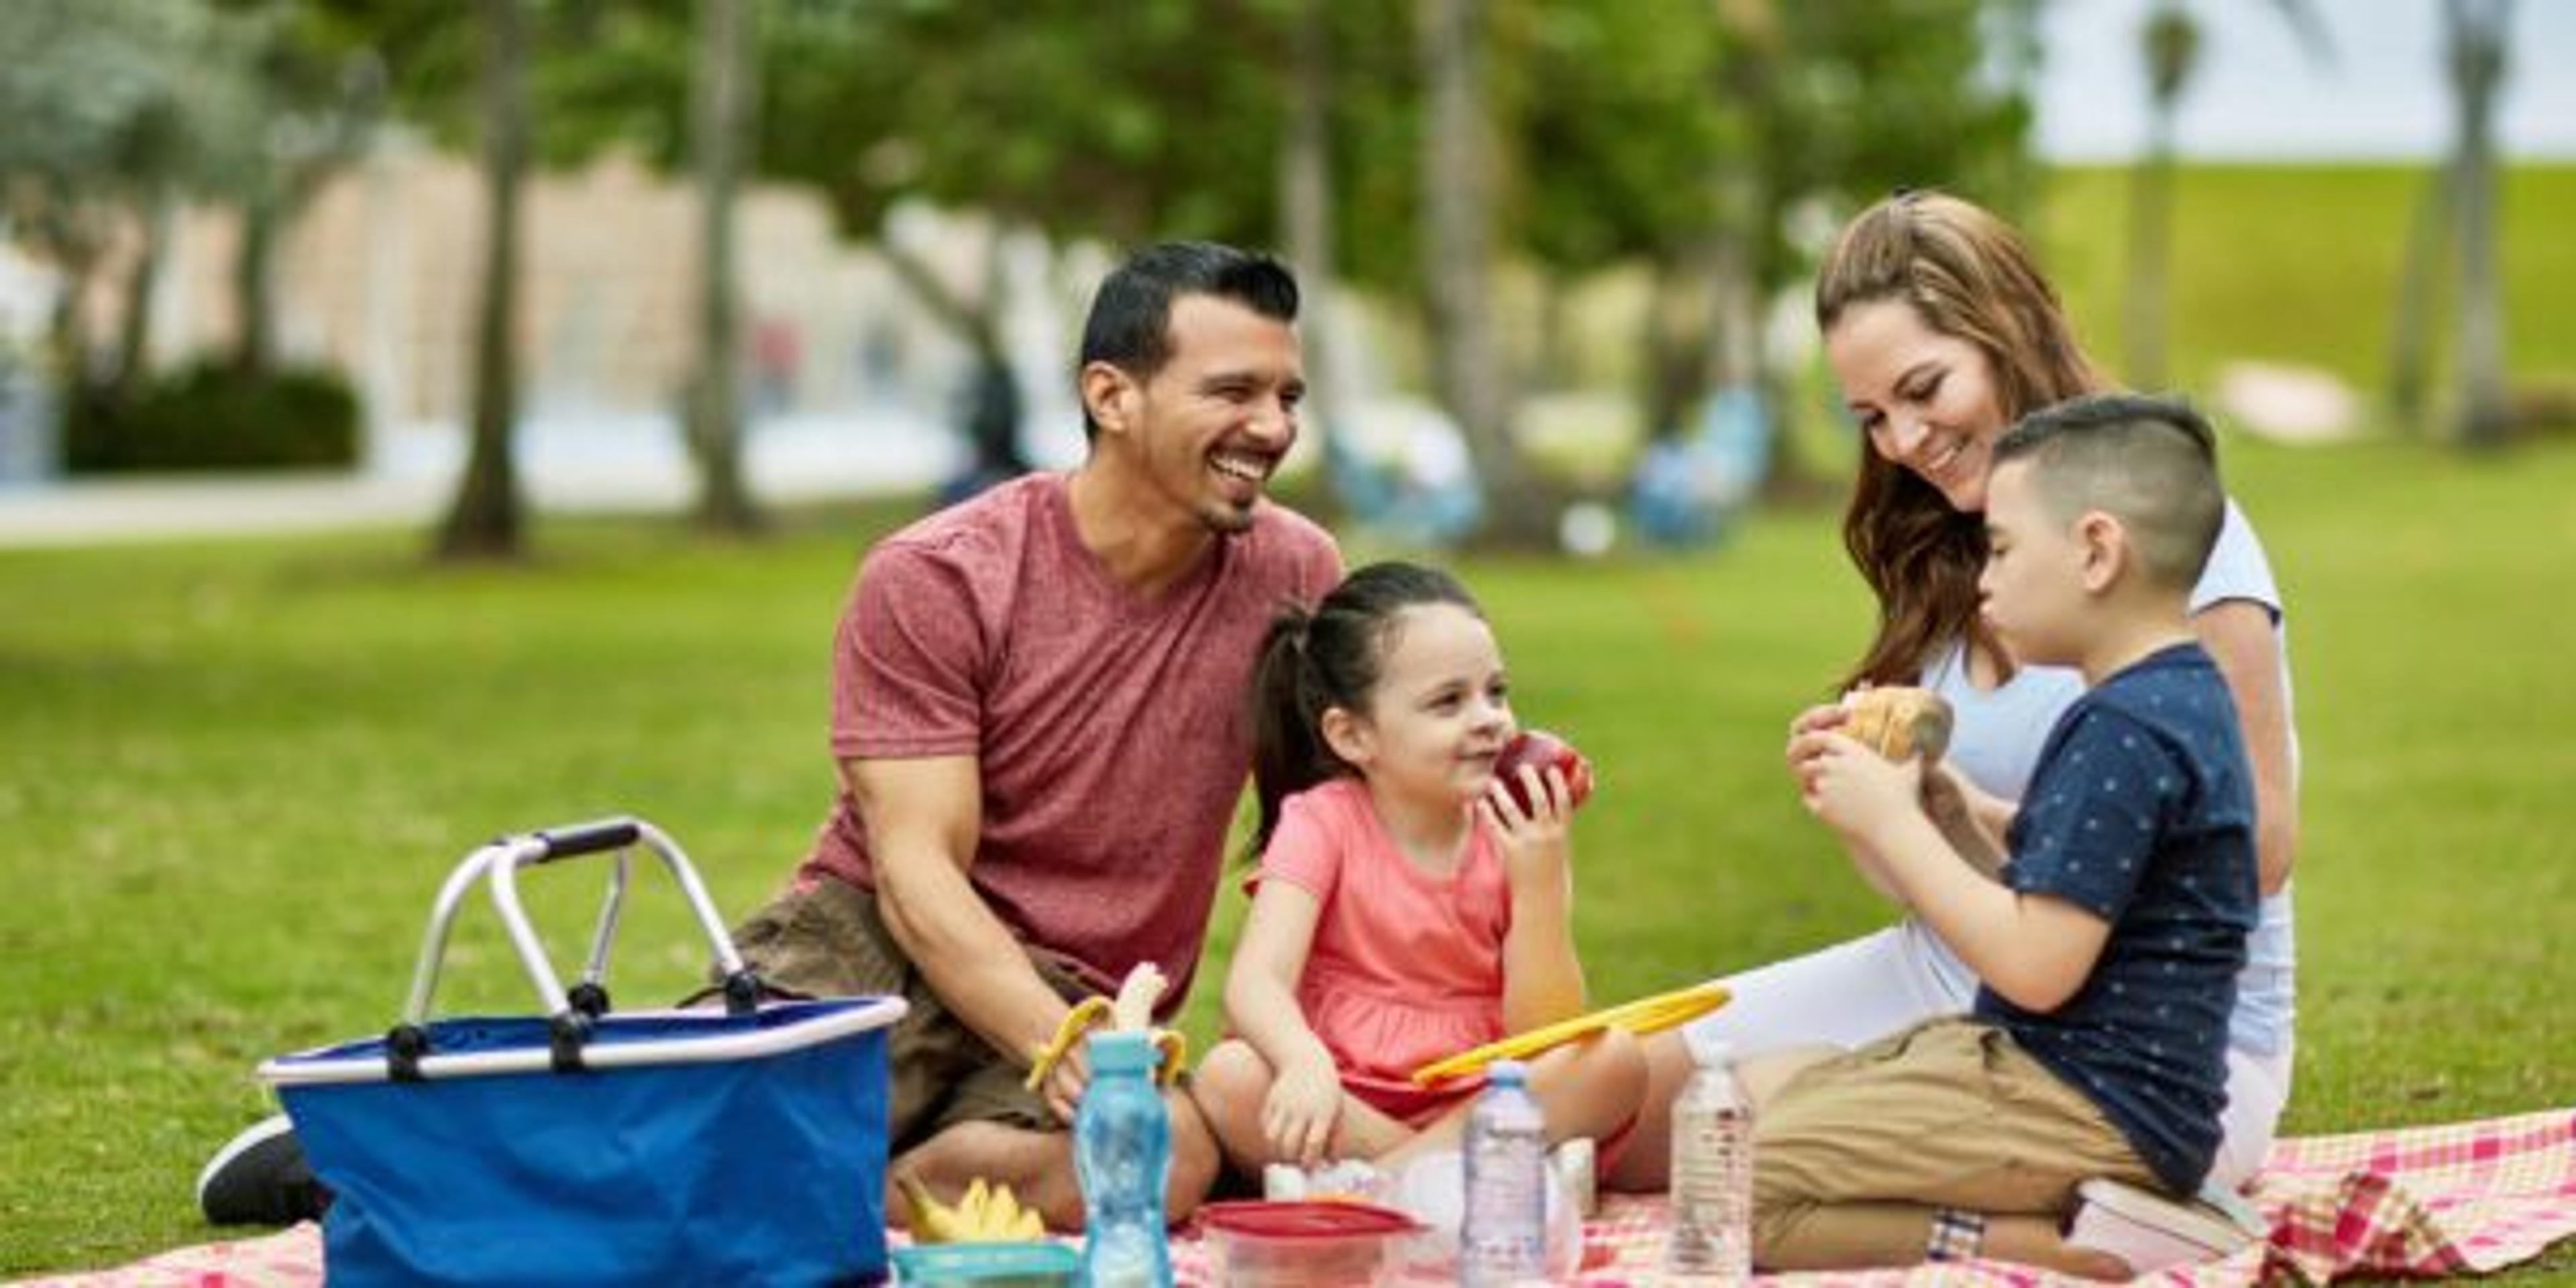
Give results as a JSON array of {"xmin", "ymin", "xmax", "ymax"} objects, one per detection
[{"xmin": 390, "ymin": 816, "xmax": 761, "ymax": 1076}]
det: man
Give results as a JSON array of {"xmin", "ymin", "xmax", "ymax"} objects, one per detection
[
  {"xmin": 201, "ymin": 241, "xmax": 1341, "ymax": 1230},
  {"xmin": 730, "ymin": 240, "xmax": 1340, "ymax": 1224}
]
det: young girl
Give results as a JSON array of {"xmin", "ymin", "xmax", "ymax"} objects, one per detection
[{"xmin": 1190, "ymin": 561, "xmax": 1646, "ymax": 1182}]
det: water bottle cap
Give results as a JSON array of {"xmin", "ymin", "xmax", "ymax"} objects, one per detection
[
  {"xmin": 1486, "ymin": 1059, "xmax": 1528, "ymax": 1087},
  {"xmin": 1085, "ymin": 1028, "xmax": 1157, "ymax": 1072}
]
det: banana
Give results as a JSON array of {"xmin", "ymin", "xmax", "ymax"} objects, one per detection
[
  {"xmin": 1024, "ymin": 963, "xmax": 1188, "ymax": 1091},
  {"xmin": 1023, "ymin": 996, "xmax": 1116, "ymax": 1092},
  {"xmin": 991, "ymin": 1187, "xmax": 1045, "ymax": 1240},
  {"xmin": 1110, "ymin": 962, "xmax": 1167, "ymax": 1032},
  {"xmin": 899, "ymin": 1175, "xmax": 1047, "ymax": 1243},
  {"xmin": 1150, "ymin": 1028, "xmax": 1189, "ymax": 1080}
]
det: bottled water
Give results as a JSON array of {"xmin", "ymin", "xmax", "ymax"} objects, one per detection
[
  {"xmin": 1075, "ymin": 1031, "xmax": 1172, "ymax": 1288},
  {"xmin": 1460, "ymin": 1059, "xmax": 1548, "ymax": 1286},
  {"xmin": 1666, "ymin": 1044, "xmax": 1753, "ymax": 1278}
]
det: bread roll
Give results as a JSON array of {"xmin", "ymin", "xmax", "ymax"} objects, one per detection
[{"xmin": 1841, "ymin": 686, "xmax": 1955, "ymax": 762}]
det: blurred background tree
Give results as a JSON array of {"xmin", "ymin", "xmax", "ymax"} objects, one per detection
[
  {"xmin": 4, "ymin": 0, "xmax": 2548, "ymax": 553},
  {"xmin": 0, "ymin": 1, "xmax": 260, "ymax": 404},
  {"xmin": 2125, "ymin": 1, "xmax": 2329, "ymax": 392},
  {"xmin": 2440, "ymin": 0, "xmax": 2512, "ymax": 449}
]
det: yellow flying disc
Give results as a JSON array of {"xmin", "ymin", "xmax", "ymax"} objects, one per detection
[{"xmin": 1409, "ymin": 981, "xmax": 1731, "ymax": 1086}]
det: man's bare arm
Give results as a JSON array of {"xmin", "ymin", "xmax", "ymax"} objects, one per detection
[{"xmin": 852, "ymin": 755, "xmax": 1083, "ymax": 1106}]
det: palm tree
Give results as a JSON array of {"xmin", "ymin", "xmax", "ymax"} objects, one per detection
[
  {"xmin": 2125, "ymin": 1, "xmax": 2328, "ymax": 391},
  {"xmin": 2122, "ymin": 2, "xmax": 2198, "ymax": 390},
  {"xmin": 2444, "ymin": 0, "xmax": 2512, "ymax": 449}
]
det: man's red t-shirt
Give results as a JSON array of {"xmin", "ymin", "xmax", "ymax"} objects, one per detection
[{"xmin": 798, "ymin": 472, "xmax": 1342, "ymax": 1011}]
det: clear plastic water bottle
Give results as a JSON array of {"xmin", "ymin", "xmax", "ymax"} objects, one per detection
[
  {"xmin": 1666, "ymin": 1043, "xmax": 1753, "ymax": 1278},
  {"xmin": 1461, "ymin": 1059, "xmax": 1548, "ymax": 1286},
  {"xmin": 1075, "ymin": 1030, "xmax": 1172, "ymax": 1288}
]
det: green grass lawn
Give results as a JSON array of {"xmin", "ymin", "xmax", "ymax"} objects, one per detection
[
  {"xmin": 2037, "ymin": 164, "xmax": 2576, "ymax": 402},
  {"xmin": 3, "ymin": 430, "xmax": 2573, "ymax": 1276}
]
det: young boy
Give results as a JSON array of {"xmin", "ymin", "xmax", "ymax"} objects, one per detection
[{"xmin": 1760, "ymin": 393, "xmax": 2261, "ymax": 1277}]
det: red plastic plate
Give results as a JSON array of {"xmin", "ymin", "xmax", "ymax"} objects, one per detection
[{"xmin": 1198, "ymin": 1200, "xmax": 1425, "ymax": 1238}]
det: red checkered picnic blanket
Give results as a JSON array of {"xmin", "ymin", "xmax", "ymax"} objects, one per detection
[
  {"xmin": 1710, "ymin": 1107, "xmax": 2576, "ymax": 1287},
  {"xmin": 2241, "ymin": 1108, "xmax": 2576, "ymax": 1283},
  {"xmin": 19, "ymin": 1109, "xmax": 2574, "ymax": 1285}
]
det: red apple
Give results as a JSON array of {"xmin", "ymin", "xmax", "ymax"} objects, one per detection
[{"xmin": 1494, "ymin": 729, "xmax": 1595, "ymax": 815}]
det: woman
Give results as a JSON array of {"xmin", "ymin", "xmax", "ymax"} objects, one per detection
[{"xmin": 1611, "ymin": 191, "xmax": 2300, "ymax": 1201}]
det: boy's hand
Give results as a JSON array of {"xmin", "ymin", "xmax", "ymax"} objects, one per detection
[
  {"xmin": 1263, "ymin": 1053, "xmax": 1344, "ymax": 1167},
  {"xmin": 1480, "ymin": 763, "xmax": 1573, "ymax": 892},
  {"xmin": 1783, "ymin": 697, "xmax": 1854, "ymax": 774},
  {"xmin": 1794, "ymin": 729, "xmax": 1926, "ymax": 849}
]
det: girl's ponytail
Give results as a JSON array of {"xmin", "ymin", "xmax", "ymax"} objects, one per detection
[{"xmin": 1247, "ymin": 604, "xmax": 1330, "ymax": 857}]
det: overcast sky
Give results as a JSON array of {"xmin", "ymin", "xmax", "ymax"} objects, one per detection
[{"xmin": 2035, "ymin": 0, "xmax": 2575, "ymax": 161}]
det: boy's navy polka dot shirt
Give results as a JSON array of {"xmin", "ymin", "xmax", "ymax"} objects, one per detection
[{"xmin": 1976, "ymin": 642, "xmax": 2259, "ymax": 1193}]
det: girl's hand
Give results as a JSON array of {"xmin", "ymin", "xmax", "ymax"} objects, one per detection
[
  {"xmin": 1793, "ymin": 729, "xmax": 1924, "ymax": 849},
  {"xmin": 1263, "ymin": 1054, "xmax": 1344, "ymax": 1167},
  {"xmin": 1481, "ymin": 762, "xmax": 1572, "ymax": 891}
]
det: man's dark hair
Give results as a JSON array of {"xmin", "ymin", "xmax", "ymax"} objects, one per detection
[
  {"xmin": 1992, "ymin": 392, "xmax": 2225, "ymax": 590},
  {"xmin": 1078, "ymin": 241, "xmax": 1299, "ymax": 441}
]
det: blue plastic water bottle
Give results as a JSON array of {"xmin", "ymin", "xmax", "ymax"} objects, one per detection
[
  {"xmin": 1460, "ymin": 1059, "xmax": 1548, "ymax": 1286},
  {"xmin": 1075, "ymin": 1030, "xmax": 1172, "ymax": 1288}
]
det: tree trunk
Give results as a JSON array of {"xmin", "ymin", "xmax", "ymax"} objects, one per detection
[
  {"xmin": 437, "ymin": 0, "xmax": 530, "ymax": 561},
  {"xmin": 233, "ymin": 192, "xmax": 279, "ymax": 379},
  {"xmin": 2125, "ymin": 1, "xmax": 2198, "ymax": 392},
  {"xmin": 689, "ymin": 0, "xmax": 760, "ymax": 532},
  {"xmin": 1640, "ymin": 264, "xmax": 1707, "ymax": 443},
  {"xmin": 2446, "ymin": 0, "xmax": 2510, "ymax": 449},
  {"xmin": 2124, "ymin": 129, "xmax": 2175, "ymax": 391},
  {"xmin": 111, "ymin": 183, "xmax": 174, "ymax": 407},
  {"xmin": 1417, "ymin": 0, "xmax": 1544, "ymax": 547},
  {"xmin": 1279, "ymin": 0, "xmax": 1346, "ymax": 523},
  {"xmin": 877, "ymin": 231, "xmax": 1022, "ymax": 483},
  {"xmin": 2385, "ymin": 169, "xmax": 2449, "ymax": 433}
]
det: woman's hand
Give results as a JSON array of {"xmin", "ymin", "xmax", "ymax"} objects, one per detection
[
  {"xmin": 1921, "ymin": 760, "xmax": 2006, "ymax": 877},
  {"xmin": 1263, "ymin": 1053, "xmax": 1344, "ymax": 1167},
  {"xmin": 1481, "ymin": 762, "xmax": 1574, "ymax": 893}
]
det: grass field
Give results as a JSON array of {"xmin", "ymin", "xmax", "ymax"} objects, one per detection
[
  {"xmin": 3, "ymin": 426, "xmax": 2573, "ymax": 1276},
  {"xmin": 2037, "ymin": 163, "xmax": 2576, "ymax": 405}
]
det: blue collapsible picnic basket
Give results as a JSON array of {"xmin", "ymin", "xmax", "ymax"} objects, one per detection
[{"xmin": 259, "ymin": 817, "xmax": 906, "ymax": 1287}]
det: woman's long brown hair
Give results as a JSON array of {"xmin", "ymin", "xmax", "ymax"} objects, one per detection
[{"xmin": 1814, "ymin": 190, "xmax": 2110, "ymax": 689}]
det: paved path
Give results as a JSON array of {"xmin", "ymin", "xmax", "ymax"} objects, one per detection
[{"xmin": 0, "ymin": 411, "xmax": 976, "ymax": 549}]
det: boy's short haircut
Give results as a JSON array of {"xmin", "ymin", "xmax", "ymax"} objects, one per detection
[{"xmin": 1992, "ymin": 393, "xmax": 2224, "ymax": 590}]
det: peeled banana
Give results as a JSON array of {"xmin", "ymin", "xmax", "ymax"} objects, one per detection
[
  {"xmin": 900, "ymin": 1175, "xmax": 1047, "ymax": 1243},
  {"xmin": 1023, "ymin": 963, "xmax": 1189, "ymax": 1091}
]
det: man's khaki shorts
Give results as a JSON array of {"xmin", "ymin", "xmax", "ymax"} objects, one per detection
[{"xmin": 722, "ymin": 877, "xmax": 1089, "ymax": 1151}]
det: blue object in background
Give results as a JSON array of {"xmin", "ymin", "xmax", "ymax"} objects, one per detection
[
  {"xmin": 1076, "ymin": 1030, "xmax": 1173, "ymax": 1288},
  {"xmin": 1325, "ymin": 427, "xmax": 1483, "ymax": 549},
  {"xmin": 1629, "ymin": 386, "xmax": 1771, "ymax": 548}
]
